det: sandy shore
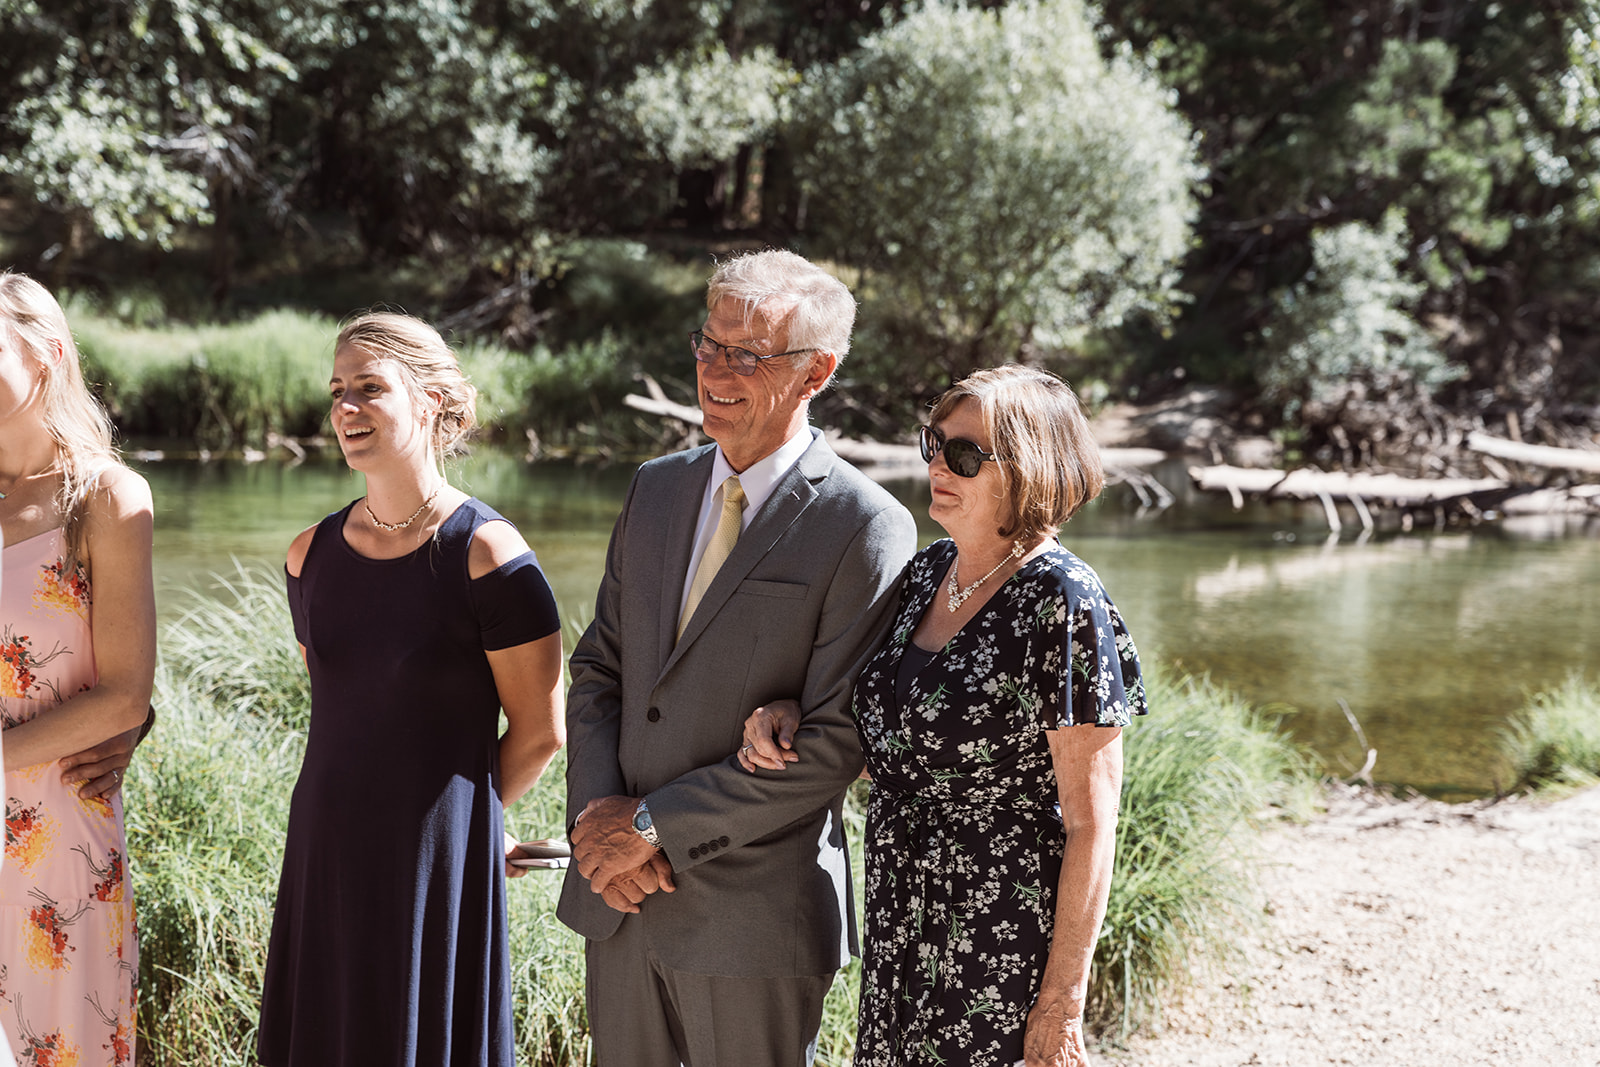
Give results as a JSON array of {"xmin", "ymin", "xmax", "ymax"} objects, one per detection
[{"xmin": 1093, "ymin": 784, "xmax": 1600, "ymax": 1067}]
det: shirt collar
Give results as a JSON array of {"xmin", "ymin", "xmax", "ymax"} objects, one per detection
[{"xmin": 709, "ymin": 426, "xmax": 813, "ymax": 525}]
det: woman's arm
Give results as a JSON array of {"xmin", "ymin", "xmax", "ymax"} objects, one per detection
[
  {"xmin": 489, "ymin": 631, "xmax": 565, "ymax": 808},
  {"xmin": 469, "ymin": 519, "xmax": 565, "ymax": 809},
  {"xmin": 56, "ymin": 712, "xmax": 149, "ymax": 800},
  {"xmin": 4, "ymin": 468, "xmax": 156, "ymax": 770},
  {"xmin": 1023, "ymin": 724, "xmax": 1124, "ymax": 1067}
]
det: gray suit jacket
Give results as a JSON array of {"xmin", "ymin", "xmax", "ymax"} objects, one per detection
[{"xmin": 558, "ymin": 429, "xmax": 917, "ymax": 977}]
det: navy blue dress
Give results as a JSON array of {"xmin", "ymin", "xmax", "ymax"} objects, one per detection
[{"xmin": 257, "ymin": 499, "xmax": 560, "ymax": 1067}]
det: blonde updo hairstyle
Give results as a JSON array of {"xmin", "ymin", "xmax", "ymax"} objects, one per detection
[
  {"xmin": 334, "ymin": 312, "xmax": 477, "ymax": 460},
  {"xmin": 0, "ymin": 270, "xmax": 123, "ymax": 570},
  {"xmin": 927, "ymin": 365, "xmax": 1105, "ymax": 543}
]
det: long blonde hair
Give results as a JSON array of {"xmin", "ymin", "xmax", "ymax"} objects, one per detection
[{"xmin": 0, "ymin": 271, "xmax": 124, "ymax": 568}]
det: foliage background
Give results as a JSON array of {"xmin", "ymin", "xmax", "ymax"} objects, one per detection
[{"xmin": 5, "ymin": 0, "xmax": 1598, "ymax": 460}]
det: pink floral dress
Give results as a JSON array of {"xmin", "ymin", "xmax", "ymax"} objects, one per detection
[{"xmin": 0, "ymin": 529, "xmax": 136, "ymax": 1067}]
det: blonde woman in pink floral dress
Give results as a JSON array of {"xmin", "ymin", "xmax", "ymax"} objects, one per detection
[{"xmin": 0, "ymin": 271, "xmax": 154, "ymax": 1067}]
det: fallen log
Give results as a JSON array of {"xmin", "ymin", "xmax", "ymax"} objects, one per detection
[
  {"xmin": 624, "ymin": 390, "xmax": 1169, "ymax": 471},
  {"xmin": 1466, "ymin": 432, "xmax": 1600, "ymax": 474},
  {"xmin": 1188, "ymin": 463, "xmax": 1600, "ymax": 529},
  {"xmin": 1188, "ymin": 465, "xmax": 1507, "ymax": 504}
]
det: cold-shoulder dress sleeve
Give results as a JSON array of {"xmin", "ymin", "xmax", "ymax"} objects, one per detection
[{"xmin": 471, "ymin": 551, "xmax": 559, "ymax": 650}]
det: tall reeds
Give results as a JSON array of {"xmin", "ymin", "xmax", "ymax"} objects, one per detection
[
  {"xmin": 132, "ymin": 567, "xmax": 1319, "ymax": 1062},
  {"xmin": 67, "ymin": 304, "xmax": 673, "ymax": 454},
  {"xmin": 1090, "ymin": 674, "xmax": 1317, "ymax": 1035}
]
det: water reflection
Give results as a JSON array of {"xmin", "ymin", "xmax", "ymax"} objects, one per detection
[{"xmin": 136, "ymin": 451, "xmax": 1600, "ymax": 801}]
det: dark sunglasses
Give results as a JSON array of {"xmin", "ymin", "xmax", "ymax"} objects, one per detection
[
  {"xmin": 690, "ymin": 330, "xmax": 816, "ymax": 376},
  {"xmin": 918, "ymin": 425, "xmax": 999, "ymax": 478}
]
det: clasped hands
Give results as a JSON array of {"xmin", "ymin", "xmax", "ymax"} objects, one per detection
[
  {"xmin": 570, "ymin": 795, "xmax": 675, "ymax": 914},
  {"xmin": 571, "ymin": 698, "xmax": 806, "ymax": 914}
]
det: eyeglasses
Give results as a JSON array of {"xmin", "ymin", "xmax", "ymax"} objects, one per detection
[
  {"xmin": 918, "ymin": 425, "xmax": 999, "ymax": 478},
  {"xmin": 690, "ymin": 330, "xmax": 816, "ymax": 376}
]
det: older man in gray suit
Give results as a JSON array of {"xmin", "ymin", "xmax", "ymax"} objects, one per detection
[{"xmin": 559, "ymin": 250, "xmax": 917, "ymax": 1067}]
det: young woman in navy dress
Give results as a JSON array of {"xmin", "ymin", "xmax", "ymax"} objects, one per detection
[{"xmin": 257, "ymin": 312, "xmax": 565, "ymax": 1066}]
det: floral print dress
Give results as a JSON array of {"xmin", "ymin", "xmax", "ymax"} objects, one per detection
[
  {"xmin": 852, "ymin": 539, "xmax": 1147, "ymax": 1067},
  {"xmin": 0, "ymin": 530, "xmax": 136, "ymax": 1067}
]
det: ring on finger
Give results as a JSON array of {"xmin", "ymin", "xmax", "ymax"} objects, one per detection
[
  {"xmin": 741, "ymin": 744, "xmax": 753, "ymax": 754},
  {"xmin": 112, "ymin": 769, "xmax": 121, "ymax": 783}
]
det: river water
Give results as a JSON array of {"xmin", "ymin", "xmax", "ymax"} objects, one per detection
[{"xmin": 138, "ymin": 448, "xmax": 1600, "ymax": 801}]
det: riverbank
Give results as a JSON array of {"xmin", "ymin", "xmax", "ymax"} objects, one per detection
[{"xmin": 1094, "ymin": 782, "xmax": 1600, "ymax": 1066}]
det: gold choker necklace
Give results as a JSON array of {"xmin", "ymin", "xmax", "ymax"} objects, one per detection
[
  {"xmin": 946, "ymin": 540, "xmax": 1024, "ymax": 613},
  {"xmin": 365, "ymin": 485, "xmax": 443, "ymax": 531}
]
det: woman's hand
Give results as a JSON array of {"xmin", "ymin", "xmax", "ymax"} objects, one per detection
[
  {"xmin": 57, "ymin": 723, "xmax": 142, "ymax": 801},
  {"xmin": 736, "ymin": 699, "xmax": 802, "ymax": 772},
  {"xmin": 1022, "ymin": 994, "xmax": 1091, "ymax": 1066}
]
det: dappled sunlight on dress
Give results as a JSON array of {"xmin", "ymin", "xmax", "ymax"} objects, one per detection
[{"xmin": 0, "ymin": 529, "xmax": 136, "ymax": 1067}]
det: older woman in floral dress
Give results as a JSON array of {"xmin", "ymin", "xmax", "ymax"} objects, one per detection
[{"xmin": 743, "ymin": 365, "xmax": 1146, "ymax": 1067}]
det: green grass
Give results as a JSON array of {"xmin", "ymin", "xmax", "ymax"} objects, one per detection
[
  {"xmin": 1498, "ymin": 673, "xmax": 1600, "ymax": 796},
  {"xmin": 130, "ymin": 568, "xmax": 1315, "ymax": 1062},
  {"xmin": 1092, "ymin": 674, "xmax": 1317, "ymax": 1036},
  {"xmin": 64, "ymin": 301, "xmax": 692, "ymax": 457},
  {"xmin": 55, "ymin": 238, "xmax": 714, "ymax": 457}
]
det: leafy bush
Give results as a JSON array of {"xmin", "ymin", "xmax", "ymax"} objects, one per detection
[
  {"xmin": 791, "ymin": 0, "xmax": 1200, "ymax": 427},
  {"xmin": 1499, "ymin": 674, "xmax": 1600, "ymax": 796},
  {"xmin": 1257, "ymin": 212, "xmax": 1463, "ymax": 423}
]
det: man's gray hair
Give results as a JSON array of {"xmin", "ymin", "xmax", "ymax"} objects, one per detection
[{"xmin": 706, "ymin": 249, "xmax": 857, "ymax": 364}]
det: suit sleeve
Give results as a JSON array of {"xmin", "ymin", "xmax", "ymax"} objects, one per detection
[
  {"xmin": 563, "ymin": 471, "xmax": 639, "ymax": 833},
  {"xmin": 646, "ymin": 500, "xmax": 917, "ymax": 870}
]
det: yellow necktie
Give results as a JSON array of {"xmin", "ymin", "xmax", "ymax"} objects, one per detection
[{"xmin": 679, "ymin": 476, "xmax": 746, "ymax": 639}]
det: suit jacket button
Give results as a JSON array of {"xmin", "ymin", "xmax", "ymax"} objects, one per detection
[
  {"xmin": 708, "ymin": 840, "xmax": 719, "ymax": 852},
  {"xmin": 688, "ymin": 847, "xmax": 700, "ymax": 860},
  {"xmin": 646, "ymin": 707, "xmax": 661, "ymax": 722},
  {"xmin": 718, "ymin": 836, "xmax": 730, "ymax": 847}
]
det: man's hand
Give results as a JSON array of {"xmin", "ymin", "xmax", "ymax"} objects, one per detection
[
  {"xmin": 58, "ymin": 724, "xmax": 141, "ymax": 801},
  {"xmin": 598, "ymin": 854, "xmax": 677, "ymax": 914},
  {"xmin": 571, "ymin": 795, "xmax": 660, "ymax": 894}
]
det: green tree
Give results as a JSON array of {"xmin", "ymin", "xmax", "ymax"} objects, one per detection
[
  {"xmin": 1101, "ymin": 1, "xmax": 1600, "ymax": 441},
  {"xmin": 1257, "ymin": 212, "xmax": 1463, "ymax": 460},
  {"xmin": 0, "ymin": 0, "xmax": 297, "ymax": 283},
  {"xmin": 788, "ymin": 0, "xmax": 1200, "ymax": 429}
]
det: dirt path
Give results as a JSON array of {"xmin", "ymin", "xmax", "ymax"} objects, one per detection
[{"xmin": 1094, "ymin": 784, "xmax": 1600, "ymax": 1067}]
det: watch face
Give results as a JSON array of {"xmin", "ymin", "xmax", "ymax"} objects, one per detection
[{"xmin": 634, "ymin": 808, "xmax": 652, "ymax": 832}]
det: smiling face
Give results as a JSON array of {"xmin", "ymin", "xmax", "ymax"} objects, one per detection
[
  {"xmin": 926, "ymin": 397, "xmax": 1010, "ymax": 541},
  {"xmin": 696, "ymin": 297, "xmax": 837, "ymax": 472},
  {"xmin": 328, "ymin": 344, "xmax": 436, "ymax": 475}
]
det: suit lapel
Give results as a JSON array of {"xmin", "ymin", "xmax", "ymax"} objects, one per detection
[{"xmin": 663, "ymin": 433, "xmax": 834, "ymax": 670}]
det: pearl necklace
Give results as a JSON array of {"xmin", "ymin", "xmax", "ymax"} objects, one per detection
[
  {"xmin": 364, "ymin": 484, "xmax": 443, "ymax": 531},
  {"xmin": 946, "ymin": 540, "xmax": 1024, "ymax": 613}
]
